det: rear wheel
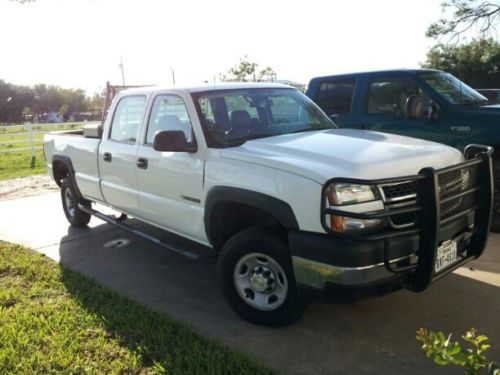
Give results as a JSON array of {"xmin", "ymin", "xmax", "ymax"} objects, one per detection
[
  {"xmin": 61, "ymin": 177, "xmax": 91, "ymax": 227},
  {"xmin": 216, "ymin": 227, "xmax": 305, "ymax": 327}
]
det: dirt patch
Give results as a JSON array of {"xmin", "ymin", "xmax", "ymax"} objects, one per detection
[{"xmin": 0, "ymin": 174, "xmax": 58, "ymax": 201}]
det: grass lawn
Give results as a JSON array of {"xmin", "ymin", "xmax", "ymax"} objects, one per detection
[
  {"xmin": 0, "ymin": 149, "xmax": 46, "ymax": 181},
  {"xmin": 0, "ymin": 123, "xmax": 87, "ymax": 181},
  {"xmin": 0, "ymin": 242, "xmax": 270, "ymax": 374}
]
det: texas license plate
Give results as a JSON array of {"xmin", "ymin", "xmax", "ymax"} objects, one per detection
[{"xmin": 435, "ymin": 240, "xmax": 458, "ymax": 273}]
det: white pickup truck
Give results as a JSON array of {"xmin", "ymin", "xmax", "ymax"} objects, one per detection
[{"xmin": 44, "ymin": 83, "xmax": 494, "ymax": 326}]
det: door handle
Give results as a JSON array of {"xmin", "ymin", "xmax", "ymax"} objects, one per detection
[
  {"xmin": 103, "ymin": 152, "xmax": 112, "ymax": 162},
  {"xmin": 136, "ymin": 157, "xmax": 148, "ymax": 169}
]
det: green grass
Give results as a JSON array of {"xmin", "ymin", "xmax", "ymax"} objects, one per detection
[
  {"xmin": 0, "ymin": 149, "xmax": 46, "ymax": 181},
  {"xmin": 0, "ymin": 242, "xmax": 270, "ymax": 374},
  {"xmin": 0, "ymin": 123, "xmax": 86, "ymax": 181}
]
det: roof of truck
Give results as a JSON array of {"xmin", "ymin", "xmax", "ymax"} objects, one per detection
[
  {"xmin": 120, "ymin": 82, "xmax": 294, "ymax": 95},
  {"xmin": 309, "ymin": 68, "xmax": 442, "ymax": 82}
]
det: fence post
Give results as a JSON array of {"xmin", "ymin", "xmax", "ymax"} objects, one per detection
[{"xmin": 28, "ymin": 123, "xmax": 36, "ymax": 168}]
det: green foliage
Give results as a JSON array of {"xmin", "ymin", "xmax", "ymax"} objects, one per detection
[
  {"xmin": 422, "ymin": 38, "xmax": 500, "ymax": 88},
  {"xmin": 416, "ymin": 327, "xmax": 499, "ymax": 375},
  {"xmin": 0, "ymin": 80, "xmax": 104, "ymax": 124},
  {"xmin": 0, "ymin": 242, "xmax": 270, "ymax": 374},
  {"xmin": 220, "ymin": 57, "xmax": 277, "ymax": 82},
  {"xmin": 427, "ymin": 0, "xmax": 500, "ymax": 41}
]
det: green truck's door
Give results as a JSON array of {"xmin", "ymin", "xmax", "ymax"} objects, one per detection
[{"xmin": 359, "ymin": 76, "xmax": 449, "ymax": 144}]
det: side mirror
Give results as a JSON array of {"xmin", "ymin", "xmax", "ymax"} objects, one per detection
[
  {"xmin": 426, "ymin": 100, "xmax": 440, "ymax": 121},
  {"xmin": 153, "ymin": 130, "xmax": 197, "ymax": 153}
]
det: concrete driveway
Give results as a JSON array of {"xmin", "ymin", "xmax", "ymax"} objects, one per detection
[{"xmin": 1, "ymin": 192, "xmax": 499, "ymax": 374}]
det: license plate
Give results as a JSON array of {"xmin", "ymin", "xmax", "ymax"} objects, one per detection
[{"xmin": 434, "ymin": 240, "xmax": 458, "ymax": 273}]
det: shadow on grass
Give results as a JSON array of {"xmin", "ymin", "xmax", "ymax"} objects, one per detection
[{"xmin": 58, "ymin": 224, "xmax": 269, "ymax": 375}]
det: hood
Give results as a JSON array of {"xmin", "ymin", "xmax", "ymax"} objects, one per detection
[
  {"xmin": 220, "ymin": 129, "xmax": 463, "ymax": 184},
  {"xmin": 459, "ymin": 104, "xmax": 500, "ymax": 118}
]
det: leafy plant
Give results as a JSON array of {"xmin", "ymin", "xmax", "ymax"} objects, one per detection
[{"xmin": 416, "ymin": 327, "xmax": 499, "ymax": 374}]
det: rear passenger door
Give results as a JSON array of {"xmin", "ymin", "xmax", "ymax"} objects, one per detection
[
  {"xmin": 135, "ymin": 94, "xmax": 205, "ymax": 242},
  {"xmin": 99, "ymin": 95, "xmax": 146, "ymax": 216},
  {"xmin": 360, "ymin": 76, "xmax": 448, "ymax": 144},
  {"xmin": 312, "ymin": 78, "xmax": 356, "ymax": 128}
]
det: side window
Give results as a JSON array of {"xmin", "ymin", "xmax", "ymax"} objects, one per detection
[
  {"xmin": 146, "ymin": 95, "xmax": 194, "ymax": 144},
  {"xmin": 110, "ymin": 96, "xmax": 146, "ymax": 143},
  {"xmin": 367, "ymin": 77, "xmax": 424, "ymax": 115},
  {"xmin": 315, "ymin": 79, "xmax": 355, "ymax": 116}
]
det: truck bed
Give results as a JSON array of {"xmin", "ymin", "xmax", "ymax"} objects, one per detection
[{"xmin": 44, "ymin": 130, "xmax": 104, "ymax": 202}]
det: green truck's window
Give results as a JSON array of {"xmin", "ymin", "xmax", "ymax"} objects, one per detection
[
  {"xmin": 367, "ymin": 77, "xmax": 423, "ymax": 115},
  {"xmin": 110, "ymin": 96, "xmax": 146, "ymax": 143},
  {"xmin": 316, "ymin": 79, "xmax": 355, "ymax": 116}
]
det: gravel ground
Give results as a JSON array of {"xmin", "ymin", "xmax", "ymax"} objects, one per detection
[{"xmin": 0, "ymin": 174, "xmax": 58, "ymax": 201}]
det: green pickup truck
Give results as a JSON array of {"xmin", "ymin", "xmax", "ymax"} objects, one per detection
[{"xmin": 306, "ymin": 69, "xmax": 500, "ymax": 229}]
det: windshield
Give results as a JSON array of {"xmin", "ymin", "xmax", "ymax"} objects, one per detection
[
  {"xmin": 418, "ymin": 71, "xmax": 488, "ymax": 105},
  {"xmin": 195, "ymin": 88, "xmax": 335, "ymax": 147}
]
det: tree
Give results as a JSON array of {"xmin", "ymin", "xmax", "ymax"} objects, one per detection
[
  {"xmin": 421, "ymin": 38, "xmax": 500, "ymax": 88},
  {"xmin": 427, "ymin": 0, "xmax": 500, "ymax": 41},
  {"xmin": 0, "ymin": 80, "xmax": 35, "ymax": 124},
  {"xmin": 220, "ymin": 58, "xmax": 277, "ymax": 82}
]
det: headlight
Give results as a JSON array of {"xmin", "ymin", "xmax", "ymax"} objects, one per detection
[
  {"xmin": 325, "ymin": 183, "xmax": 382, "ymax": 233},
  {"xmin": 325, "ymin": 183, "xmax": 377, "ymax": 206}
]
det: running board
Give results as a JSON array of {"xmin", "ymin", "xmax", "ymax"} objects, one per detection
[{"xmin": 78, "ymin": 204, "xmax": 200, "ymax": 260}]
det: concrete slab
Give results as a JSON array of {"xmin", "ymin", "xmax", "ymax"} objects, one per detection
[{"xmin": 1, "ymin": 192, "xmax": 499, "ymax": 374}]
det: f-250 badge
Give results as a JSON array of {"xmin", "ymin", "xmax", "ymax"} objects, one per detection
[{"xmin": 450, "ymin": 126, "xmax": 471, "ymax": 132}]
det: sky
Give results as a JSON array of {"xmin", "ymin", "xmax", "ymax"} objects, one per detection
[{"xmin": 0, "ymin": 0, "xmax": 445, "ymax": 95}]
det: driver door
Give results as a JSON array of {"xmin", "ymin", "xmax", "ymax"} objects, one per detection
[{"xmin": 360, "ymin": 76, "xmax": 448, "ymax": 144}]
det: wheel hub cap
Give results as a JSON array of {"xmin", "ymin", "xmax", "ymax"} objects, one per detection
[
  {"xmin": 249, "ymin": 266, "xmax": 275, "ymax": 293},
  {"xmin": 233, "ymin": 252, "xmax": 288, "ymax": 311}
]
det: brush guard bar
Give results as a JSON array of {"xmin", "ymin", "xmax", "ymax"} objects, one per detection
[{"xmin": 320, "ymin": 144, "xmax": 494, "ymax": 292}]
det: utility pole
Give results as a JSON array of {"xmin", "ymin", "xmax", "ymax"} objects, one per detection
[
  {"xmin": 170, "ymin": 66, "xmax": 175, "ymax": 85},
  {"xmin": 119, "ymin": 56, "xmax": 126, "ymax": 87}
]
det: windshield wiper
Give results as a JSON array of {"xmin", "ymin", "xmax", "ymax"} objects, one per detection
[{"xmin": 290, "ymin": 125, "xmax": 330, "ymax": 134}]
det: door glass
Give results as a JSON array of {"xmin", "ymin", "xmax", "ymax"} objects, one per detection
[
  {"xmin": 146, "ymin": 95, "xmax": 194, "ymax": 144},
  {"xmin": 367, "ymin": 77, "xmax": 425, "ymax": 116},
  {"xmin": 110, "ymin": 96, "xmax": 146, "ymax": 143},
  {"xmin": 315, "ymin": 79, "xmax": 355, "ymax": 116}
]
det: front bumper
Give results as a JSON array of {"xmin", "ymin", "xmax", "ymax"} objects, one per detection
[{"xmin": 290, "ymin": 145, "xmax": 493, "ymax": 301}]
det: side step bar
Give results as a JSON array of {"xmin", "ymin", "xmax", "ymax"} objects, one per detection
[{"xmin": 78, "ymin": 204, "xmax": 200, "ymax": 260}]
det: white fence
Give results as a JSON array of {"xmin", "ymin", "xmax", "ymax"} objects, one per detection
[{"xmin": 0, "ymin": 122, "xmax": 98, "ymax": 156}]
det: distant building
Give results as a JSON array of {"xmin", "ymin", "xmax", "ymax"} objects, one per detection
[{"xmin": 46, "ymin": 112, "xmax": 64, "ymax": 123}]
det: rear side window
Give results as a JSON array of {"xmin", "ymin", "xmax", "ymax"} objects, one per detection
[
  {"xmin": 367, "ymin": 77, "xmax": 423, "ymax": 115},
  {"xmin": 110, "ymin": 96, "xmax": 146, "ymax": 143},
  {"xmin": 146, "ymin": 95, "xmax": 194, "ymax": 144},
  {"xmin": 315, "ymin": 79, "xmax": 355, "ymax": 116}
]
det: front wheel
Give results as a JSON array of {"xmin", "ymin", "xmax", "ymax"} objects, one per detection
[
  {"xmin": 216, "ymin": 227, "xmax": 305, "ymax": 327},
  {"xmin": 61, "ymin": 177, "xmax": 91, "ymax": 227}
]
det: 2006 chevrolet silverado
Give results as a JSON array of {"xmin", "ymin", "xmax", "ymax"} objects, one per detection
[{"xmin": 44, "ymin": 83, "xmax": 494, "ymax": 326}]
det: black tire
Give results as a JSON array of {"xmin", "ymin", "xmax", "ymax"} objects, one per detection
[
  {"xmin": 61, "ymin": 177, "xmax": 91, "ymax": 227},
  {"xmin": 216, "ymin": 227, "xmax": 305, "ymax": 327}
]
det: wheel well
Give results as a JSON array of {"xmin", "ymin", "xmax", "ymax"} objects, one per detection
[
  {"xmin": 52, "ymin": 160, "xmax": 69, "ymax": 187},
  {"xmin": 209, "ymin": 202, "xmax": 283, "ymax": 251}
]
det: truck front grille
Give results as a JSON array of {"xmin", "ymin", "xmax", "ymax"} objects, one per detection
[
  {"xmin": 381, "ymin": 181, "xmax": 417, "ymax": 202},
  {"xmin": 380, "ymin": 165, "xmax": 478, "ymax": 228}
]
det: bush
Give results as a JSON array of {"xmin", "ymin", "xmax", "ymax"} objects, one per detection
[{"xmin": 416, "ymin": 327, "xmax": 499, "ymax": 374}]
